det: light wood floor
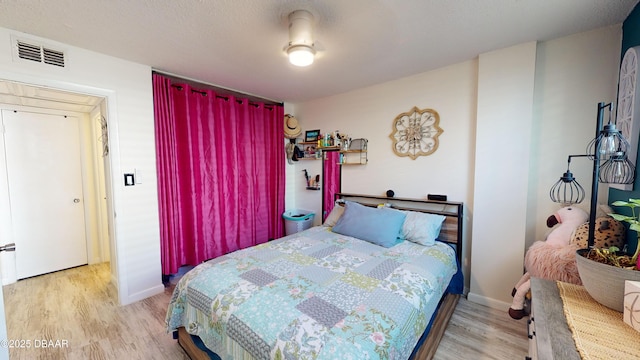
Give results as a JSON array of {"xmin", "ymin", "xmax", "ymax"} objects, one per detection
[
  {"xmin": 432, "ymin": 297, "xmax": 529, "ymax": 359},
  {"xmin": 3, "ymin": 263, "xmax": 528, "ymax": 359}
]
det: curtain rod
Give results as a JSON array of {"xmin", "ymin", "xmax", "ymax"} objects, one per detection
[
  {"xmin": 170, "ymin": 85, "xmax": 275, "ymax": 109},
  {"xmin": 153, "ymin": 69, "xmax": 283, "ymax": 107}
]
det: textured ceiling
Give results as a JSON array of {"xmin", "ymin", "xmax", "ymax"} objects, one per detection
[{"xmin": 0, "ymin": 0, "xmax": 638, "ymax": 103}]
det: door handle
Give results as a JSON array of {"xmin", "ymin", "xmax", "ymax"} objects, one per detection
[
  {"xmin": 73, "ymin": 198, "xmax": 80, "ymax": 203},
  {"xmin": 0, "ymin": 243, "xmax": 15, "ymax": 252}
]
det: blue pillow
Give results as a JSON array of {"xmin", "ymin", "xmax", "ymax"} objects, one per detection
[{"xmin": 332, "ymin": 201, "xmax": 406, "ymax": 247}]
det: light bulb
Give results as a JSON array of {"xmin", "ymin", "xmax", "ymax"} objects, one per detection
[
  {"xmin": 599, "ymin": 135, "xmax": 616, "ymax": 157},
  {"xmin": 288, "ymin": 46, "xmax": 315, "ymax": 67},
  {"xmin": 613, "ymin": 160, "xmax": 624, "ymax": 182}
]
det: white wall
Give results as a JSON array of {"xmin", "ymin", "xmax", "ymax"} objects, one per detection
[
  {"xmin": 78, "ymin": 111, "xmax": 103, "ymax": 265},
  {"xmin": 527, "ymin": 26, "xmax": 622, "ymax": 250},
  {"xmin": 291, "ymin": 60, "xmax": 478, "ymax": 290},
  {"xmin": 288, "ymin": 25, "xmax": 623, "ymax": 307},
  {"xmin": 0, "ymin": 27, "xmax": 163, "ymax": 305},
  {"xmin": 467, "ymin": 42, "xmax": 537, "ymax": 308}
]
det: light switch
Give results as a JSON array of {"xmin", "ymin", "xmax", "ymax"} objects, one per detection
[{"xmin": 124, "ymin": 173, "xmax": 135, "ymax": 186}]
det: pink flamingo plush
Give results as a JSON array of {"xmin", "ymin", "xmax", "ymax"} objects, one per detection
[{"xmin": 508, "ymin": 206, "xmax": 588, "ymax": 319}]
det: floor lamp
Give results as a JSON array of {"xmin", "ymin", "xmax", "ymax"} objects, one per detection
[{"xmin": 549, "ymin": 102, "xmax": 636, "ymax": 248}]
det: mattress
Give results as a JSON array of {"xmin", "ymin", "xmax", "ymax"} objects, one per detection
[{"xmin": 166, "ymin": 225, "xmax": 458, "ymax": 359}]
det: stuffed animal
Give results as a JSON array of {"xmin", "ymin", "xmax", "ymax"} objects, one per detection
[
  {"xmin": 508, "ymin": 206, "xmax": 588, "ymax": 320},
  {"xmin": 571, "ymin": 205, "xmax": 625, "ymax": 249}
]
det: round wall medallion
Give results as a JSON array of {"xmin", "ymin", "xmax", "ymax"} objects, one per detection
[{"xmin": 389, "ymin": 106, "xmax": 443, "ymax": 160}]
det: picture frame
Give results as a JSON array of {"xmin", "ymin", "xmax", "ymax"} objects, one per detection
[{"xmin": 305, "ymin": 129, "xmax": 320, "ymax": 142}]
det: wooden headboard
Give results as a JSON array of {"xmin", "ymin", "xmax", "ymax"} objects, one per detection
[{"xmin": 334, "ymin": 193, "xmax": 464, "ymax": 262}]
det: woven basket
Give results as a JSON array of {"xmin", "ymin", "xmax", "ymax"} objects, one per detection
[{"xmin": 576, "ymin": 249, "xmax": 640, "ymax": 312}]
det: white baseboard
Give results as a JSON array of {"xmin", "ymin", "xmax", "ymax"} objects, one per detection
[
  {"xmin": 1, "ymin": 276, "xmax": 15, "ymax": 286},
  {"xmin": 466, "ymin": 291, "xmax": 512, "ymax": 311},
  {"xmin": 121, "ymin": 284, "xmax": 164, "ymax": 305}
]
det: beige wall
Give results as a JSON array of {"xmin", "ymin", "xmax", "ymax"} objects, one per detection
[
  {"xmin": 289, "ymin": 57, "xmax": 478, "ymax": 293},
  {"xmin": 287, "ymin": 25, "xmax": 623, "ymax": 308}
]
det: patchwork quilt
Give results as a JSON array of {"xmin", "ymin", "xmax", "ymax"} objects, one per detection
[{"xmin": 166, "ymin": 226, "xmax": 457, "ymax": 360}]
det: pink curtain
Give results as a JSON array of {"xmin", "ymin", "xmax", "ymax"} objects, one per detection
[
  {"xmin": 323, "ymin": 151, "xmax": 341, "ymax": 221},
  {"xmin": 153, "ymin": 74, "xmax": 285, "ymax": 275}
]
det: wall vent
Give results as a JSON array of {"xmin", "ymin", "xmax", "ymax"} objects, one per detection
[{"xmin": 16, "ymin": 40, "xmax": 66, "ymax": 68}]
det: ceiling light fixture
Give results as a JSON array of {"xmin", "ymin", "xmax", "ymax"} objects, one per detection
[{"xmin": 286, "ymin": 10, "xmax": 316, "ymax": 67}]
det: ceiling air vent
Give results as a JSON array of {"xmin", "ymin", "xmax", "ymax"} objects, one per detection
[
  {"xmin": 16, "ymin": 41, "xmax": 41, "ymax": 62},
  {"xmin": 16, "ymin": 40, "xmax": 66, "ymax": 68},
  {"xmin": 43, "ymin": 47, "xmax": 65, "ymax": 67}
]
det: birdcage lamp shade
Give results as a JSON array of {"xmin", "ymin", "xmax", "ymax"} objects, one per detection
[
  {"xmin": 586, "ymin": 112, "xmax": 630, "ymax": 161},
  {"xmin": 599, "ymin": 151, "xmax": 636, "ymax": 184},
  {"xmin": 549, "ymin": 170, "xmax": 586, "ymax": 205}
]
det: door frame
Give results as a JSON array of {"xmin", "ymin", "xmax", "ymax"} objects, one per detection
[
  {"xmin": 0, "ymin": 77, "xmax": 123, "ymax": 303},
  {"xmin": 91, "ymin": 112, "xmax": 111, "ymax": 263}
]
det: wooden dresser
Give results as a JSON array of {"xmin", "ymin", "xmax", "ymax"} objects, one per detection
[{"xmin": 527, "ymin": 277, "xmax": 580, "ymax": 360}]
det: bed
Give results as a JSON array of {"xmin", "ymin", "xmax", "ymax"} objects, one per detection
[{"xmin": 166, "ymin": 193, "xmax": 464, "ymax": 360}]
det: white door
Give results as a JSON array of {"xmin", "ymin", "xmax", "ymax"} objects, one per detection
[
  {"xmin": 2, "ymin": 110, "xmax": 88, "ymax": 279},
  {"xmin": 0, "ymin": 280, "xmax": 7, "ymax": 360}
]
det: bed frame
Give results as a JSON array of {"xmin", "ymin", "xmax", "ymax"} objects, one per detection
[{"xmin": 176, "ymin": 193, "xmax": 464, "ymax": 360}]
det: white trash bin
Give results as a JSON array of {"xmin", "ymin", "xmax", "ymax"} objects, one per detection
[{"xmin": 283, "ymin": 209, "xmax": 315, "ymax": 235}]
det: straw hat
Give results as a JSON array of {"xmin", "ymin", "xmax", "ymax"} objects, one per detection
[{"xmin": 284, "ymin": 114, "xmax": 302, "ymax": 139}]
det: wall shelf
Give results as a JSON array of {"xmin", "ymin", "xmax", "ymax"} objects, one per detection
[
  {"xmin": 338, "ymin": 146, "xmax": 367, "ymax": 165},
  {"xmin": 295, "ymin": 137, "xmax": 367, "ymax": 165},
  {"xmin": 319, "ymin": 146, "xmax": 341, "ymax": 151}
]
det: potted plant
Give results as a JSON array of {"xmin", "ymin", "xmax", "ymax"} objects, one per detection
[
  {"xmin": 576, "ymin": 199, "xmax": 640, "ymax": 312},
  {"xmin": 608, "ymin": 199, "xmax": 640, "ymax": 269}
]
